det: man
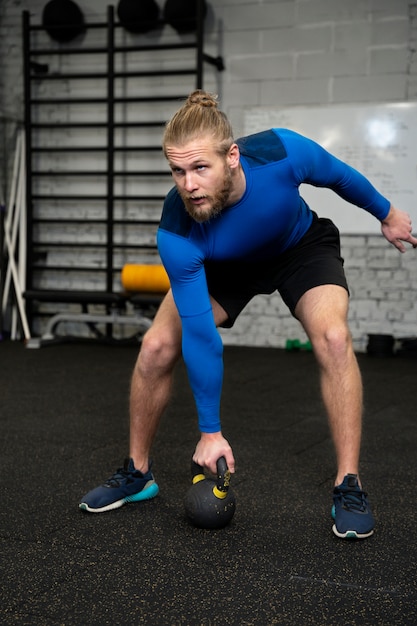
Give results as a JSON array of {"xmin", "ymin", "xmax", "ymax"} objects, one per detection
[{"xmin": 80, "ymin": 90, "xmax": 417, "ymax": 539}]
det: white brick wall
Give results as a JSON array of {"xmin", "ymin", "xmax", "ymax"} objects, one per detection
[{"xmin": 1, "ymin": 0, "xmax": 416, "ymax": 347}]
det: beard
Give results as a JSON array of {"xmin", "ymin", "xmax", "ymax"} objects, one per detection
[{"xmin": 179, "ymin": 166, "xmax": 233, "ymax": 223}]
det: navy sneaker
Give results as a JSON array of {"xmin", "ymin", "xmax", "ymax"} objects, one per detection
[
  {"xmin": 79, "ymin": 458, "xmax": 159, "ymax": 513},
  {"xmin": 332, "ymin": 474, "xmax": 375, "ymax": 539}
]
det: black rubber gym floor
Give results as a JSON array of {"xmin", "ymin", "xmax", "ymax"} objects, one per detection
[{"xmin": 1, "ymin": 340, "xmax": 416, "ymax": 625}]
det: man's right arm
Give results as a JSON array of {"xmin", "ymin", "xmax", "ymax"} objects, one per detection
[{"xmin": 157, "ymin": 228, "xmax": 226, "ymax": 435}]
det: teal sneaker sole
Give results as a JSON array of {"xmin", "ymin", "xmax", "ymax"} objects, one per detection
[{"xmin": 125, "ymin": 481, "xmax": 159, "ymax": 503}]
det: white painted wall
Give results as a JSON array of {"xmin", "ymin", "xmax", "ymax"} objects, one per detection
[{"xmin": 1, "ymin": 0, "xmax": 416, "ymax": 348}]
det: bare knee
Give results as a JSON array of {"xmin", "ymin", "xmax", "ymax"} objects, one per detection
[
  {"xmin": 137, "ymin": 324, "xmax": 181, "ymax": 377},
  {"xmin": 311, "ymin": 322, "xmax": 353, "ymax": 366}
]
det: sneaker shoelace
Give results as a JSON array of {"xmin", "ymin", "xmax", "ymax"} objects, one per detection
[
  {"xmin": 339, "ymin": 488, "xmax": 368, "ymax": 513},
  {"xmin": 105, "ymin": 464, "xmax": 142, "ymax": 488}
]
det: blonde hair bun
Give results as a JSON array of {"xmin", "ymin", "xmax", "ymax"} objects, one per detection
[
  {"xmin": 163, "ymin": 89, "xmax": 233, "ymax": 156},
  {"xmin": 187, "ymin": 90, "xmax": 218, "ymax": 108}
]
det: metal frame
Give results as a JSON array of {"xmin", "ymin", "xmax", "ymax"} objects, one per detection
[{"xmin": 22, "ymin": 2, "xmax": 223, "ymax": 340}]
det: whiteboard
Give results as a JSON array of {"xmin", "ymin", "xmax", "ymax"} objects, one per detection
[{"xmin": 244, "ymin": 102, "xmax": 417, "ymax": 234}]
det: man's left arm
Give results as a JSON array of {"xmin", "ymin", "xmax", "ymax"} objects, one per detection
[
  {"xmin": 380, "ymin": 205, "xmax": 417, "ymax": 252},
  {"xmin": 287, "ymin": 132, "xmax": 417, "ymax": 252}
]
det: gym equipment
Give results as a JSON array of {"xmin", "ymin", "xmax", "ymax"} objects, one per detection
[
  {"xmin": 1, "ymin": 129, "xmax": 30, "ymax": 341},
  {"xmin": 117, "ymin": 0, "xmax": 161, "ymax": 34},
  {"xmin": 366, "ymin": 333, "xmax": 394, "ymax": 357},
  {"xmin": 396, "ymin": 337, "xmax": 417, "ymax": 358},
  {"xmin": 285, "ymin": 339, "xmax": 312, "ymax": 351},
  {"xmin": 23, "ymin": 290, "xmax": 164, "ymax": 349},
  {"xmin": 42, "ymin": 0, "xmax": 85, "ymax": 43},
  {"xmin": 121, "ymin": 264, "xmax": 170, "ymax": 293},
  {"xmin": 163, "ymin": 0, "xmax": 207, "ymax": 34},
  {"xmin": 23, "ymin": 265, "xmax": 169, "ymax": 348},
  {"xmin": 184, "ymin": 456, "xmax": 236, "ymax": 529}
]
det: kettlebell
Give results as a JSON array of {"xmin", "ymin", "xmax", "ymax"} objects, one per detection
[{"xmin": 184, "ymin": 456, "xmax": 236, "ymax": 529}]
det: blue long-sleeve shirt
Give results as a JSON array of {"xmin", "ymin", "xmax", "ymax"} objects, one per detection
[{"xmin": 157, "ymin": 128, "xmax": 391, "ymax": 433}]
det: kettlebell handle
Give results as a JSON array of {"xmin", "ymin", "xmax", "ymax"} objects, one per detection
[{"xmin": 191, "ymin": 456, "xmax": 231, "ymax": 499}]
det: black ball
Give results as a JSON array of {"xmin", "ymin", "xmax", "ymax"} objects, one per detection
[
  {"xmin": 42, "ymin": 0, "xmax": 85, "ymax": 43},
  {"xmin": 184, "ymin": 478, "xmax": 236, "ymax": 529},
  {"xmin": 163, "ymin": 0, "xmax": 207, "ymax": 34},
  {"xmin": 117, "ymin": 0, "xmax": 161, "ymax": 34}
]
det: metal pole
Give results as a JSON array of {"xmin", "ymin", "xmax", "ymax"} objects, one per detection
[
  {"xmin": 106, "ymin": 4, "xmax": 115, "ymax": 296},
  {"xmin": 196, "ymin": 0, "xmax": 204, "ymax": 89},
  {"xmin": 22, "ymin": 10, "xmax": 34, "ymax": 332}
]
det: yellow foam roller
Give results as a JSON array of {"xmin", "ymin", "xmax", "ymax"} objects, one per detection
[{"xmin": 121, "ymin": 264, "xmax": 170, "ymax": 293}]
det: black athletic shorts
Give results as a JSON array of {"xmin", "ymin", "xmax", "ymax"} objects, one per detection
[{"xmin": 204, "ymin": 212, "xmax": 349, "ymax": 328}]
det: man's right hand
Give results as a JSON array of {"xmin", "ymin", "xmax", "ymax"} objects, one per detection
[{"xmin": 193, "ymin": 431, "xmax": 235, "ymax": 475}]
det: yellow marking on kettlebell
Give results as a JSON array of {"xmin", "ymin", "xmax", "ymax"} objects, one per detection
[
  {"xmin": 223, "ymin": 469, "xmax": 231, "ymax": 487},
  {"xmin": 213, "ymin": 486, "xmax": 227, "ymax": 499},
  {"xmin": 192, "ymin": 473, "xmax": 206, "ymax": 485}
]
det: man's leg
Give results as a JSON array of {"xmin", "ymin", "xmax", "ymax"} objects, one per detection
[
  {"xmin": 79, "ymin": 291, "xmax": 182, "ymax": 512},
  {"xmin": 129, "ymin": 290, "xmax": 183, "ymax": 473},
  {"xmin": 295, "ymin": 284, "xmax": 374, "ymax": 539},
  {"xmin": 294, "ymin": 284, "xmax": 362, "ymax": 484},
  {"xmin": 80, "ymin": 290, "xmax": 228, "ymax": 512}
]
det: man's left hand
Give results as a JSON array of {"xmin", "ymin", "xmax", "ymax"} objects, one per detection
[{"xmin": 381, "ymin": 205, "xmax": 417, "ymax": 252}]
